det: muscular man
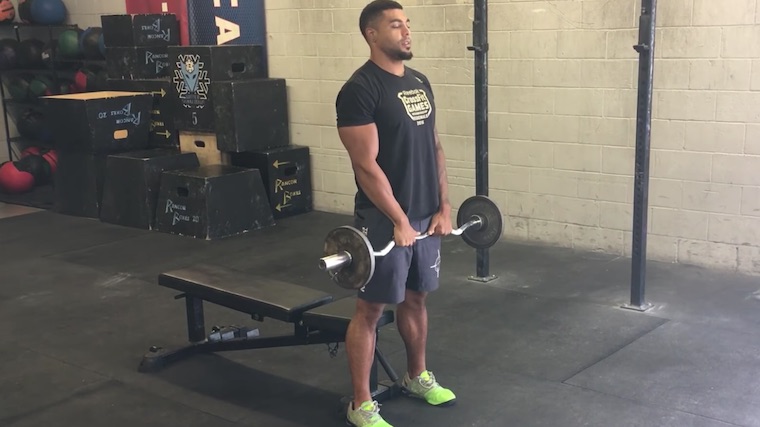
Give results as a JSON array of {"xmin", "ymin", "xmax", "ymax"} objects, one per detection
[{"xmin": 335, "ymin": 1, "xmax": 455, "ymax": 426}]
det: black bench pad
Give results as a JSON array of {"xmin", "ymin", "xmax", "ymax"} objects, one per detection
[
  {"xmin": 158, "ymin": 264, "xmax": 333, "ymax": 323},
  {"xmin": 302, "ymin": 296, "xmax": 394, "ymax": 334}
]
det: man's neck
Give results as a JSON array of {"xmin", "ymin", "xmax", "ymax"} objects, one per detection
[{"xmin": 370, "ymin": 53, "xmax": 404, "ymax": 77}]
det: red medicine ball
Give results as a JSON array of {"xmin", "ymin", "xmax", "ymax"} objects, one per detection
[{"xmin": 0, "ymin": 160, "xmax": 34, "ymax": 194}]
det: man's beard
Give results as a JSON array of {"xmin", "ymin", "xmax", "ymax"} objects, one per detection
[{"xmin": 383, "ymin": 45, "xmax": 413, "ymax": 61}]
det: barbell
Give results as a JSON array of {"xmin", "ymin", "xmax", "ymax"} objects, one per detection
[{"xmin": 319, "ymin": 195, "xmax": 503, "ymax": 289}]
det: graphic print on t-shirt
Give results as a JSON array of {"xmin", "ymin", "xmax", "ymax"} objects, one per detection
[{"xmin": 397, "ymin": 88, "xmax": 432, "ymax": 126}]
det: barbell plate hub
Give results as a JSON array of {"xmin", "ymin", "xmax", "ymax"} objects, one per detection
[
  {"xmin": 456, "ymin": 195, "xmax": 503, "ymax": 249},
  {"xmin": 321, "ymin": 226, "xmax": 375, "ymax": 290}
]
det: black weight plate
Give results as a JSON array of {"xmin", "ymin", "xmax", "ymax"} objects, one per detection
[
  {"xmin": 457, "ymin": 195, "xmax": 503, "ymax": 249},
  {"xmin": 323, "ymin": 226, "xmax": 375, "ymax": 290}
]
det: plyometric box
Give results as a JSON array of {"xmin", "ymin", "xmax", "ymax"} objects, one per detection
[
  {"xmin": 107, "ymin": 79, "xmax": 178, "ymax": 149},
  {"xmin": 101, "ymin": 13, "xmax": 180, "ymax": 47},
  {"xmin": 42, "ymin": 91, "xmax": 153, "ymax": 153}
]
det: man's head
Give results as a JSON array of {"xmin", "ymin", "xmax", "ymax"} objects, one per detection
[{"xmin": 359, "ymin": 0, "xmax": 412, "ymax": 61}]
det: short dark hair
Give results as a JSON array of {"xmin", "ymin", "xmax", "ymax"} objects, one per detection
[{"xmin": 359, "ymin": 0, "xmax": 403, "ymax": 40}]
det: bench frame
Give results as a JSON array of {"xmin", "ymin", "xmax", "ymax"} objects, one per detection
[{"xmin": 139, "ymin": 273, "xmax": 401, "ymax": 405}]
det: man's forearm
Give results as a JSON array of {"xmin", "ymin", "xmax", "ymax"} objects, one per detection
[
  {"xmin": 435, "ymin": 138, "xmax": 451, "ymax": 214},
  {"xmin": 354, "ymin": 163, "xmax": 409, "ymax": 227}
]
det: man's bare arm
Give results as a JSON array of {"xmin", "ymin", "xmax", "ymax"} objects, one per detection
[
  {"xmin": 433, "ymin": 126, "xmax": 451, "ymax": 215},
  {"xmin": 338, "ymin": 124, "xmax": 409, "ymax": 227}
]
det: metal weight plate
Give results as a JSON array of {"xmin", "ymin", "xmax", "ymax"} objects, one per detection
[
  {"xmin": 322, "ymin": 226, "xmax": 375, "ymax": 290},
  {"xmin": 456, "ymin": 195, "xmax": 503, "ymax": 249}
]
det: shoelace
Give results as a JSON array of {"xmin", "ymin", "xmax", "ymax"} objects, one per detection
[{"xmin": 357, "ymin": 401, "xmax": 382, "ymax": 422}]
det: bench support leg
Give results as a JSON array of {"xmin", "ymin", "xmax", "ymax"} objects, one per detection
[{"xmin": 186, "ymin": 296, "xmax": 205, "ymax": 343}]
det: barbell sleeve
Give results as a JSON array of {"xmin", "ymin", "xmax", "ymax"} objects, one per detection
[{"xmin": 319, "ymin": 251, "xmax": 352, "ymax": 271}]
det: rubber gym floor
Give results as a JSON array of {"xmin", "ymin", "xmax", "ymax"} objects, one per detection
[{"xmin": 1, "ymin": 203, "xmax": 759, "ymax": 427}]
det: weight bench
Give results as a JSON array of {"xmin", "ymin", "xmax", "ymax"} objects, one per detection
[{"xmin": 139, "ymin": 263, "xmax": 400, "ymax": 404}]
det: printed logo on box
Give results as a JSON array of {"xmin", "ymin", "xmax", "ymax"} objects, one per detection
[
  {"xmin": 141, "ymin": 19, "xmax": 172, "ymax": 42},
  {"xmin": 98, "ymin": 102, "xmax": 142, "ymax": 126},
  {"xmin": 173, "ymin": 54, "xmax": 210, "ymax": 109},
  {"xmin": 145, "ymin": 51, "xmax": 169, "ymax": 75}
]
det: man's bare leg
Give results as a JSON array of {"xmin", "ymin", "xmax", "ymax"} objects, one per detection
[
  {"xmin": 396, "ymin": 289, "xmax": 428, "ymax": 378},
  {"xmin": 346, "ymin": 298, "xmax": 385, "ymax": 408}
]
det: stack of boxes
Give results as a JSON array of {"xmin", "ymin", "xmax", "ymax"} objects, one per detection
[
  {"xmin": 42, "ymin": 12, "xmax": 313, "ymax": 240},
  {"xmin": 102, "ymin": 13, "xmax": 179, "ymax": 149},
  {"xmin": 165, "ymin": 41, "xmax": 313, "ymax": 220}
]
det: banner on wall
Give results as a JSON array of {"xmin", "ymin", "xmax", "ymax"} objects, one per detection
[{"xmin": 124, "ymin": 0, "xmax": 190, "ymax": 45}]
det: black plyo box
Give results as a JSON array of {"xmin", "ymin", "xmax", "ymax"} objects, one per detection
[
  {"xmin": 168, "ymin": 44, "xmax": 267, "ymax": 131},
  {"xmin": 107, "ymin": 79, "xmax": 178, "ymax": 149},
  {"xmin": 154, "ymin": 164, "xmax": 275, "ymax": 240},
  {"xmin": 99, "ymin": 149, "xmax": 200, "ymax": 230},
  {"xmin": 230, "ymin": 145, "xmax": 313, "ymax": 218},
  {"xmin": 42, "ymin": 91, "xmax": 152, "ymax": 153},
  {"xmin": 101, "ymin": 14, "xmax": 179, "ymax": 47},
  {"xmin": 105, "ymin": 46, "xmax": 170, "ymax": 79},
  {"xmin": 54, "ymin": 152, "xmax": 108, "ymax": 218}
]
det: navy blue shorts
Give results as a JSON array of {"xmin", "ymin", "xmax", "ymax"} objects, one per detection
[{"xmin": 353, "ymin": 207, "xmax": 441, "ymax": 304}]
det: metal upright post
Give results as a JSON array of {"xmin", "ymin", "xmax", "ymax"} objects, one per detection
[
  {"xmin": 467, "ymin": 0, "xmax": 496, "ymax": 283},
  {"xmin": 624, "ymin": 0, "xmax": 657, "ymax": 312}
]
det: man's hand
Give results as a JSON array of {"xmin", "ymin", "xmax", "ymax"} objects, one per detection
[
  {"xmin": 427, "ymin": 207, "xmax": 453, "ymax": 236},
  {"xmin": 394, "ymin": 219, "xmax": 420, "ymax": 246}
]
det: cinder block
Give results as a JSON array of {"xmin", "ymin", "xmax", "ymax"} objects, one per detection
[
  {"xmin": 678, "ymin": 240, "xmax": 738, "ymax": 271},
  {"xmin": 651, "ymin": 208, "xmax": 709, "ymax": 239},
  {"xmin": 722, "ymin": 26, "xmax": 760, "ymax": 58},
  {"xmin": 682, "ymin": 183, "xmax": 742, "ymax": 214},
  {"xmin": 689, "ymin": 60, "xmax": 751, "ymax": 91},
  {"xmin": 510, "ymin": 31, "xmax": 557, "ymax": 59},
  {"xmin": 713, "ymin": 154, "xmax": 760, "ymax": 185},
  {"xmin": 581, "ymin": 60, "xmax": 634, "ymax": 89},
  {"xmin": 693, "ymin": 0, "xmax": 755, "ymax": 26},
  {"xmin": 684, "ymin": 122, "xmax": 745, "ymax": 153},
  {"xmin": 555, "ymin": 89, "xmax": 605, "ymax": 116},
  {"xmin": 534, "ymin": 60, "xmax": 581, "ymax": 87},
  {"xmin": 601, "ymin": 146, "xmax": 633, "ymax": 175},
  {"xmin": 656, "ymin": 91, "xmax": 717, "ymax": 121},
  {"xmin": 653, "ymin": 150, "xmax": 711, "ymax": 182},
  {"xmin": 600, "ymin": 201, "xmax": 632, "ymax": 230},
  {"xmin": 557, "ymin": 31, "xmax": 606, "ymax": 58},
  {"xmin": 659, "ymin": 27, "xmax": 721, "ymax": 58},
  {"xmin": 708, "ymin": 214, "xmax": 760, "ymax": 245},
  {"xmin": 554, "ymin": 144, "xmax": 601, "ymax": 172}
]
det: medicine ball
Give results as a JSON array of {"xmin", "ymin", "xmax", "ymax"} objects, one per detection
[
  {"xmin": 17, "ymin": 38, "xmax": 45, "ymax": 68},
  {"xmin": 20, "ymin": 146, "xmax": 57, "ymax": 175},
  {"xmin": 15, "ymin": 153, "xmax": 51, "ymax": 185},
  {"xmin": 56, "ymin": 29, "xmax": 81, "ymax": 58},
  {"xmin": 28, "ymin": 74, "xmax": 54, "ymax": 98},
  {"xmin": 0, "ymin": 38, "xmax": 18, "ymax": 70},
  {"xmin": 30, "ymin": 0, "xmax": 66, "ymax": 25},
  {"xmin": 16, "ymin": 108, "xmax": 43, "ymax": 140},
  {"xmin": 0, "ymin": 0, "xmax": 15, "ymax": 23},
  {"xmin": 6, "ymin": 74, "xmax": 31, "ymax": 100},
  {"xmin": 79, "ymin": 27, "xmax": 103, "ymax": 59},
  {"xmin": 17, "ymin": 0, "xmax": 33, "ymax": 23},
  {"xmin": 0, "ymin": 161, "xmax": 34, "ymax": 194}
]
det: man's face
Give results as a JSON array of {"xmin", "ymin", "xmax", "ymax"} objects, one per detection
[{"xmin": 369, "ymin": 9, "xmax": 412, "ymax": 61}]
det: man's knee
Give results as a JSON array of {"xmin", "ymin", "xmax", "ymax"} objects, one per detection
[
  {"xmin": 353, "ymin": 298, "xmax": 386, "ymax": 325},
  {"xmin": 401, "ymin": 289, "xmax": 427, "ymax": 309}
]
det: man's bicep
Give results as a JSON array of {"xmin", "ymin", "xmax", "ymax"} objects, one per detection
[{"xmin": 337, "ymin": 124, "xmax": 379, "ymax": 169}]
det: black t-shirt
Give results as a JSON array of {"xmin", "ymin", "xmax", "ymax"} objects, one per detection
[{"xmin": 335, "ymin": 60, "xmax": 440, "ymax": 220}]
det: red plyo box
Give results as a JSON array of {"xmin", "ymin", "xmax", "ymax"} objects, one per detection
[{"xmin": 124, "ymin": 0, "xmax": 190, "ymax": 46}]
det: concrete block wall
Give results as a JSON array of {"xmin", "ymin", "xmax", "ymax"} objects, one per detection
[{"xmin": 265, "ymin": 0, "xmax": 760, "ymax": 276}]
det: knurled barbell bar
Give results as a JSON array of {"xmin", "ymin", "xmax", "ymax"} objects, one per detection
[{"xmin": 318, "ymin": 195, "xmax": 503, "ymax": 289}]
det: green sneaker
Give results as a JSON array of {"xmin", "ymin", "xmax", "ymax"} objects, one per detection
[
  {"xmin": 400, "ymin": 370, "xmax": 456, "ymax": 406},
  {"xmin": 346, "ymin": 400, "xmax": 393, "ymax": 427}
]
